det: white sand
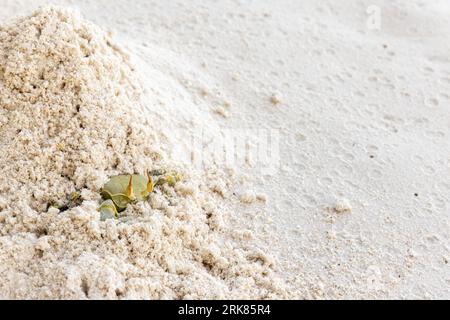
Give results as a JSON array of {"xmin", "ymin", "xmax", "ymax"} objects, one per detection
[
  {"xmin": 1, "ymin": 0, "xmax": 450, "ymax": 299},
  {"xmin": 0, "ymin": 7, "xmax": 293, "ymax": 299}
]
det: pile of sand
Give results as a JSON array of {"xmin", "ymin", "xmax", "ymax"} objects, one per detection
[{"xmin": 0, "ymin": 7, "xmax": 292, "ymax": 299}]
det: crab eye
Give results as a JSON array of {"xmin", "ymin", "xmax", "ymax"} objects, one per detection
[
  {"xmin": 126, "ymin": 175, "xmax": 136, "ymax": 200},
  {"xmin": 147, "ymin": 176, "xmax": 154, "ymax": 193}
]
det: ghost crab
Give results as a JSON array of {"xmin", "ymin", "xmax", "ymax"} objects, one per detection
[{"xmin": 99, "ymin": 169, "xmax": 182, "ymax": 221}]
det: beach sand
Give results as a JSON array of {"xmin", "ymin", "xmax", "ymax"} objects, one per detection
[{"xmin": 0, "ymin": 0, "xmax": 449, "ymax": 299}]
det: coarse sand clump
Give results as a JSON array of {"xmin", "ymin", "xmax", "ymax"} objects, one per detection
[{"xmin": 0, "ymin": 7, "xmax": 292, "ymax": 299}]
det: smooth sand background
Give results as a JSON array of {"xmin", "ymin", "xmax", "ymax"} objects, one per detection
[{"xmin": 1, "ymin": 0, "xmax": 449, "ymax": 299}]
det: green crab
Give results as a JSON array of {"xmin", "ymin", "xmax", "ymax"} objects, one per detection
[
  {"xmin": 99, "ymin": 170, "xmax": 183, "ymax": 221},
  {"xmin": 100, "ymin": 172, "xmax": 153, "ymax": 215}
]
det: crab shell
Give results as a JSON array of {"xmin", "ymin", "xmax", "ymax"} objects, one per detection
[{"xmin": 101, "ymin": 174, "xmax": 153, "ymax": 211}]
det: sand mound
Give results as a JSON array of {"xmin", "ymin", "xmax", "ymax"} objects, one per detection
[
  {"xmin": 0, "ymin": 7, "xmax": 291, "ymax": 299},
  {"xmin": 0, "ymin": 6, "xmax": 163, "ymax": 210}
]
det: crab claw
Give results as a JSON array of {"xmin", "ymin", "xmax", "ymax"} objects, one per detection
[{"xmin": 126, "ymin": 175, "xmax": 136, "ymax": 200}]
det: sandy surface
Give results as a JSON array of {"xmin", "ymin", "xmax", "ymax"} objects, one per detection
[{"xmin": 1, "ymin": 0, "xmax": 450, "ymax": 299}]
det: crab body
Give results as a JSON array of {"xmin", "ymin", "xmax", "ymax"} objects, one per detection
[
  {"xmin": 101, "ymin": 174, "xmax": 153, "ymax": 212},
  {"xmin": 99, "ymin": 169, "xmax": 182, "ymax": 220}
]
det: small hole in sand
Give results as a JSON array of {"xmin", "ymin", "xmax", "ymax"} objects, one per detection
[
  {"xmin": 35, "ymin": 249, "xmax": 44, "ymax": 258},
  {"xmin": 36, "ymin": 228, "xmax": 48, "ymax": 237},
  {"xmin": 81, "ymin": 278, "xmax": 89, "ymax": 297}
]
